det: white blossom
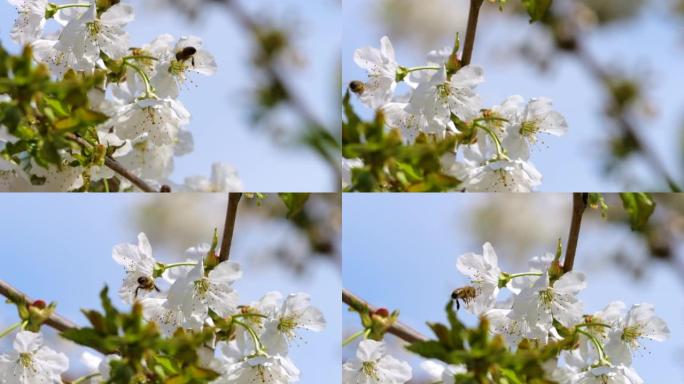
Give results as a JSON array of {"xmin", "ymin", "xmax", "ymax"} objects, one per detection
[
  {"xmin": 259, "ymin": 293, "xmax": 326, "ymax": 355},
  {"xmin": 456, "ymin": 242, "xmax": 502, "ymax": 315},
  {"xmin": 167, "ymin": 258, "xmax": 242, "ymax": 322},
  {"xmin": 55, "ymin": 3, "xmax": 134, "ymax": 71},
  {"xmin": 152, "ymin": 36, "xmax": 217, "ymax": 98},
  {"xmin": 421, "ymin": 360, "xmax": 466, "ymax": 383},
  {"xmin": 510, "ymin": 270, "xmax": 586, "ymax": 342},
  {"xmin": 342, "ymin": 340, "xmax": 412, "ymax": 384},
  {"xmin": 500, "ymin": 96, "xmax": 568, "ymax": 160},
  {"xmin": 406, "ymin": 65, "xmax": 483, "ymax": 134},
  {"xmin": 0, "ymin": 331, "xmax": 69, "ymax": 384},
  {"xmin": 8, "ymin": 0, "xmax": 48, "ymax": 45},
  {"xmin": 604, "ymin": 303, "xmax": 670, "ymax": 365},
  {"xmin": 353, "ymin": 36, "xmax": 399, "ymax": 109},
  {"xmin": 112, "ymin": 232, "xmax": 160, "ymax": 304}
]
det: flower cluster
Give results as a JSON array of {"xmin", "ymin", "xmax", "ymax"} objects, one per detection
[
  {"xmin": 112, "ymin": 232, "xmax": 326, "ymax": 383},
  {"xmin": 0, "ymin": 232, "xmax": 325, "ymax": 383},
  {"xmin": 1, "ymin": 0, "xmax": 242, "ymax": 191},
  {"xmin": 346, "ymin": 36, "xmax": 568, "ymax": 192},
  {"xmin": 451, "ymin": 242, "xmax": 670, "ymax": 384}
]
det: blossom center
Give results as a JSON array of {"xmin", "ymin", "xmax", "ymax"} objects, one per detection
[
  {"xmin": 519, "ymin": 120, "xmax": 539, "ymax": 138},
  {"xmin": 19, "ymin": 352, "xmax": 34, "ymax": 371},
  {"xmin": 277, "ymin": 315, "xmax": 298, "ymax": 337},
  {"xmin": 538, "ymin": 288, "xmax": 554, "ymax": 306},
  {"xmin": 436, "ymin": 83, "xmax": 451, "ymax": 99},
  {"xmin": 194, "ymin": 277, "xmax": 210, "ymax": 296},
  {"xmin": 87, "ymin": 21, "xmax": 101, "ymax": 36},
  {"xmin": 621, "ymin": 325, "xmax": 642, "ymax": 344},
  {"xmin": 361, "ymin": 361, "xmax": 379, "ymax": 380},
  {"xmin": 169, "ymin": 60, "xmax": 187, "ymax": 77}
]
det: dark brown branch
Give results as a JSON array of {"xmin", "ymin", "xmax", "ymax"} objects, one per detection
[
  {"xmin": 66, "ymin": 133, "xmax": 156, "ymax": 193},
  {"xmin": 342, "ymin": 288, "xmax": 427, "ymax": 343},
  {"xmin": 219, "ymin": 193, "xmax": 243, "ymax": 262},
  {"xmin": 461, "ymin": 0, "xmax": 485, "ymax": 66},
  {"xmin": 563, "ymin": 193, "xmax": 588, "ymax": 272},
  {"xmin": 0, "ymin": 279, "xmax": 76, "ymax": 332}
]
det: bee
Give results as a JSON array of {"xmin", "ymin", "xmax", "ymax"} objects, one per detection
[
  {"xmin": 451, "ymin": 286, "xmax": 477, "ymax": 311},
  {"xmin": 135, "ymin": 276, "xmax": 160, "ymax": 299},
  {"xmin": 349, "ymin": 80, "xmax": 365, "ymax": 95},
  {"xmin": 175, "ymin": 46, "xmax": 197, "ymax": 66}
]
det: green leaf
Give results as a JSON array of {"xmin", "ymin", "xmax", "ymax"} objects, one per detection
[
  {"xmin": 521, "ymin": 0, "xmax": 552, "ymax": 22},
  {"xmin": 619, "ymin": 193, "xmax": 656, "ymax": 231},
  {"xmin": 278, "ymin": 193, "xmax": 310, "ymax": 218}
]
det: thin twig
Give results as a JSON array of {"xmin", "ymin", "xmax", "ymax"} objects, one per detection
[
  {"xmin": 0, "ymin": 279, "xmax": 76, "ymax": 332},
  {"xmin": 66, "ymin": 133, "xmax": 156, "ymax": 193},
  {"xmin": 461, "ymin": 0, "xmax": 485, "ymax": 66},
  {"xmin": 219, "ymin": 193, "xmax": 243, "ymax": 262},
  {"xmin": 563, "ymin": 193, "xmax": 588, "ymax": 272},
  {"xmin": 342, "ymin": 288, "xmax": 427, "ymax": 343}
]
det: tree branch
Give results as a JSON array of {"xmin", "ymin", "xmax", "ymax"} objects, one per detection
[
  {"xmin": 461, "ymin": 0, "xmax": 485, "ymax": 66},
  {"xmin": 0, "ymin": 279, "xmax": 76, "ymax": 332},
  {"xmin": 563, "ymin": 193, "xmax": 588, "ymax": 272},
  {"xmin": 66, "ymin": 133, "xmax": 157, "ymax": 193},
  {"xmin": 342, "ymin": 288, "xmax": 427, "ymax": 343},
  {"xmin": 219, "ymin": 193, "xmax": 243, "ymax": 262}
]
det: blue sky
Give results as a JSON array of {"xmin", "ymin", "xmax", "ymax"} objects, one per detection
[
  {"xmin": 342, "ymin": 193, "xmax": 684, "ymax": 382},
  {"xmin": 0, "ymin": 194, "xmax": 341, "ymax": 383},
  {"xmin": 343, "ymin": 0, "xmax": 684, "ymax": 191},
  {"xmin": 0, "ymin": 0, "xmax": 340, "ymax": 192}
]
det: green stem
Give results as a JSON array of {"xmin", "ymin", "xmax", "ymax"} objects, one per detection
[
  {"xmin": 0, "ymin": 321, "xmax": 22, "ymax": 339},
  {"xmin": 577, "ymin": 329, "xmax": 609, "ymax": 365},
  {"xmin": 576, "ymin": 323, "xmax": 612, "ymax": 330},
  {"xmin": 342, "ymin": 329, "xmax": 367, "ymax": 347},
  {"xmin": 123, "ymin": 55, "xmax": 159, "ymax": 62},
  {"xmin": 163, "ymin": 262, "xmax": 197, "ymax": 270},
  {"xmin": 232, "ymin": 313, "xmax": 268, "ymax": 320},
  {"xmin": 508, "ymin": 272, "xmax": 542, "ymax": 279},
  {"xmin": 477, "ymin": 123, "xmax": 508, "ymax": 160},
  {"xmin": 123, "ymin": 61, "xmax": 156, "ymax": 98},
  {"xmin": 72, "ymin": 373, "xmax": 101, "ymax": 384},
  {"xmin": 405, "ymin": 66, "xmax": 441, "ymax": 73},
  {"xmin": 54, "ymin": 3, "xmax": 91, "ymax": 11},
  {"xmin": 103, "ymin": 178, "xmax": 110, "ymax": 193},
  {"xmin": 233, "ymin": 320, "xmax": 266, "ymax": 355}
]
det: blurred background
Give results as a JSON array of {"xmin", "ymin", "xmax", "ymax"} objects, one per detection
[
  {"xmin": 0, "ymin": 0, "xmax": 340, "ymax": 192},
  {"xmin": 343, "ymin": 0, "xmax": 684, "ymax": 191},
  {"xmin": 342, "ymin": 193, "xmax": 684, "ymax": 382},
  {"xmin": 0, "ymin": 193, "xmax": 341, "ymax": 383}
]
